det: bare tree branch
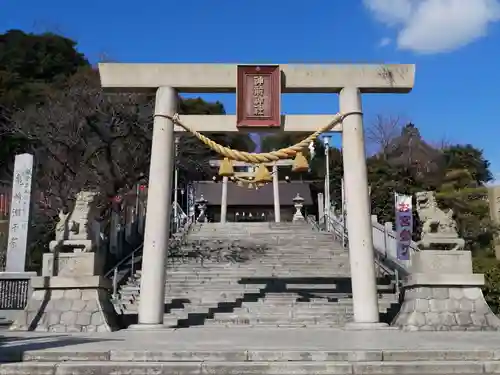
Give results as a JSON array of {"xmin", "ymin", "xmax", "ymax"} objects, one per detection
[
  {"xmin": 429, "ymin": 135, "xmax": 454, "ymax": 151},
  {"xmin": 365, "ymin": 115, "xmax": 406, "ymax": 157}
]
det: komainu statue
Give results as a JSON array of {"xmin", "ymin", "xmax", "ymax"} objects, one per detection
[
  {"xmin": 50, "ymin": 191, "xmax": 99, "ymax": 252},
  {"xmin": 415, "ymin": 191, "xmax": 465, "ymax": 250}
]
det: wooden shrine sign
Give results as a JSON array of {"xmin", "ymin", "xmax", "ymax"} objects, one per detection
[{"xmin": 236, "ymin": 65, "xmax": 281, "ymax": 128}]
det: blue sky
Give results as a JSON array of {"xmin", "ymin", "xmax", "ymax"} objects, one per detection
[{"xmin": 2, "ymin": 0, "xmax": 499, "ymax": 181}]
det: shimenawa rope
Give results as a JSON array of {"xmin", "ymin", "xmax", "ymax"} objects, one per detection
[{"xmin": 153, "ymin": 111, "xmax": 361, "ymax": 163}]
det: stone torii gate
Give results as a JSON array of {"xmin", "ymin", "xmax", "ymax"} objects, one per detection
[
  {"xmin": 98, "ymin": 63, "xmax": 415, "ymax": 330},
  {"xmin": 209, "ymin": 159, "xmax": 294, "ymax": 223}
]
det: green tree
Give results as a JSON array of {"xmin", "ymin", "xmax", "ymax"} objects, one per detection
[
  {"xmin": 367, "ymin": 156, "xmax": 424, "ymax": 234},
  {"xmin": 434, "ymin": 144, "xmax": 496, "ymax": 252},
  {"xmin": 436, "ymin": 168, "xmax": 496, "ymax": 252},
  {"xmin": 0, "ymin": 29, "xmax": 88, "ymax": 115},
  {"xmin": 0, "ymin": 29, "xmax": 90, "ymax": 180},
  {"xmin": 0, "ymin": 28, "xmax": 254, "ymax": 267},
  {"xmin": 10, "ymin": 68, "xmax": 254, "ymax": 205},
  {"xmin": 442, "ymin": 144, "xmax": 493, "ymax": 185},
  {"xmin": 260, "ymin": 133, "xmax": 335, "ymax": 182},
  {"xmin": 261, "ymin": 132, "xmax": 309, "ymax": 153},
  {"xmin": 261, "ymin": 132, "xmax": 345, "ymax": 219},
  {"xmin": 178, "ymin": 97, "xmax": 255, "ymax": 183}
]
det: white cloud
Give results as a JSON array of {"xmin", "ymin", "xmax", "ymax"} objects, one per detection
[
  {"xmin": 378, "ymin": 37, "xmax": 392, "ymax": 47},
  {"xmin": 364, "ymin": 0, "xmax": 500, "ymax": 54}
]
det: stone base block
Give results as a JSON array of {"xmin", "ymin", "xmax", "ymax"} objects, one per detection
[
  {"xmin": 9, "ymin": 276, "xmax": 119, "ymax": 333},
  {"xmin": 392, "ymin": 285, "xmax": 500, "ymax": 331},
  {"xmin": 343, "ymin": 322, "xmax": 395, "ymax": 330},
  {"xmin": 392, "ymin": 249, "xmax": 500, "ymax": 331},
  {"xmin": 42, "ymin": 252, "xmax": 104, "ymax": 277}
]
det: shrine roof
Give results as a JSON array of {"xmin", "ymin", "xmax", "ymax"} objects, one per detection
[{"xmin": 193, "ymin": 181, "xmax": 313, "ymax": 206}]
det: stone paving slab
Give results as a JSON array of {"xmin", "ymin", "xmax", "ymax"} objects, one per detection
[
  {"xmin": 0, "ymin": 360, "xmax": 498, "ymax": 375},
  {"xmin": 4, "ymin": 328, "xmax": 500, "ymax": 362}
]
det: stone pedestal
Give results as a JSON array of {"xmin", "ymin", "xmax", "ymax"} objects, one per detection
[
  {"xmin": 42, "ymin": 252, "xmax": 105, "ymax": 277},
  {"xmin": 49, "ymin": 239, "xmax": 94, "ymax": 252},
  {"xmin": 9, "ymin": 276, "xmax": 118, "ymax": 332},
  {"xmin": 10, "ymin": 252, "xmax": 118, "ymax": 332},
  {"xmin": 392, "ymin": 250, "xmax": 500, "ymax": 331}
]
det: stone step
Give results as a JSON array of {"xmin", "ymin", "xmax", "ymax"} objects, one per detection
[
  {"xmin": 162, "ymin": 273, "xmax": 357, "ymax": 278},
  {"xmin": 114, "ymin": 223, "xmax": 400, "ymax": 321},
  {"xmin": 207, "ymin": 315, "xmax": 353, "ymax": 325},
  {"xmin": 131, "ymin": 275, "xmax": 359, "ymax": 283},
  {"xmin": 119, "ymin": 285, "xmax": 395, "ymax": 298},
  {"xmin": 248, "ymin": 296, "xmax": 396, "ymax": 304},
  {"xmin": 169, "ymin": 251, "xmax": 345, "ymax": 257},
  {"xmin": 169, "ymin": 307, "xmax": 210, "ymax": 315},
  {"xmin": 121, "ymin": 281, "xmax": 393, "ymax": 291},
  {"xmin": 165, "ymin": 267, "xmax": 351, "ymax": 272},
  {"xmin": 176, "ymin": 252, "xmax": 346, "ymax": 256},
  {"xmin": 164, "ymin": 297, "xmax": 246, "ymax": 305},
  {"xmin": 164, "ymin": 288, "xmax": 257, "ymax": 295},
  {"xmin": 9, "ymin": 344, "xmax": 500, "ymax": 364},
  {"xmin": 162, "ymin": 270, "xmax": 351, "ymax": 276},
  {"xmin": 234, "ymin": 304, "xmax": 393, "ymax": 314},
  {"xmin": 8, "ymin": 360, "xmax": 478, "ymax": 375},
  {"xmin": 231, "ymin": 308, "xmax": 352, "ymax": 315},
  {"xmin": 167, "ymin": 271, "xmax": 354, "ymax": 276},
  {"xmin": 165, "ymin": 282, "xmax": 266, "ymax": 289},
  {"xmin": 167, "ymin": 264, "xmax": 350, "ymax": 269},
  {"xmin": 127, "ymin": 292, "xmax": 249, "ymax": 304},
  {"xmin": 249, "ymin": 260, "xmax": 350, "ymax": 265}
]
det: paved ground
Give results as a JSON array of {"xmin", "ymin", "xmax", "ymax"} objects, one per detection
[
  {"xmin": 4, "ymin": 328, "xmax": 500, "ymax": 374},
  {"xmin": 3, "ymin": 327, "xmax": 500, "ymax": 355}
]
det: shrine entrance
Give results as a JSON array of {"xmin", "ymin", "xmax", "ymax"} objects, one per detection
[{"xmin": 98, "ymin": 62, "xmax": 415, "ymax": 330}]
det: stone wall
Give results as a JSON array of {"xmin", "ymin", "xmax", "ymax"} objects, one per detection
[
  {"xmin": 393, "ymin": 285, "xmax": 500, "ymax": 331},
  {"xmin": 10, "ymin": 275, "xmax": 119, "ymax": 333},
  {"xmin": 392, "ymin": 250, "xmax": 500, "ymax": 331}
]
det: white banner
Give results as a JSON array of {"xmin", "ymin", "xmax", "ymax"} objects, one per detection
[{"xmin": 394, "ymin": 193, "xmax": 413, "ymax": 261}]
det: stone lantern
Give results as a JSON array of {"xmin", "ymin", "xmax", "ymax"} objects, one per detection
[
  {"xmin": 292, "ymin": 193, "xmax": 305, "ymax": 222},
  {"xmin": 196, "ymin": 195, "xmax": 208, "ymax": 223}
]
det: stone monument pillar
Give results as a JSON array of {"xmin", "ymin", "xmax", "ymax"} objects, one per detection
[
  {"xmin": 5, "ymin": 153, "xmax": 35, "ymax": 273},
  {"xmin": 1, "ymin": 154, "xmax": 37, "ymax": 323},
  {"xmin": 10, "ymin": 191, "xmax": 118, "ymax": 332}
]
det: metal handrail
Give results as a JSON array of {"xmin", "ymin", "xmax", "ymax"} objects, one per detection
[
  {"xmin": 106, "ymin": 202, "xmax": 193, "ymax": 300},
  {"xmin": 105, "ymin": 243, "xmax": 142, "ymax": 279},
  {"xmin": 326, "ymin": 214, "xmax": 407, "ymax": 275},
  {"xmin": 307, "ymin": 213, "xmax": 403, "ymax": 280}
]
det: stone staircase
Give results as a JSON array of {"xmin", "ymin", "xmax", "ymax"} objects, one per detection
[{"xmin": 115, "ymin": 222, "xmax": 401, "ymax": 328}]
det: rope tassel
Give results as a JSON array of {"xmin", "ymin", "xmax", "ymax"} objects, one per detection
[
  {"xmin": 253, "ymin": 164, "xmax": 273, "ymax": 184},
  {"xmin": 218, "ymin": 157, "xmax": 234, "ymax": 177},
  {"xmin": 292, "ymin": 152, "xmax": 309, "ymax": 173}
]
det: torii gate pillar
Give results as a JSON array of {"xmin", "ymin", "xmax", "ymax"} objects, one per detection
[
  {"xmin": 209, "ymin": 159, "xmax": 295, "ymax": 223},
  {"xmin": 98, "ymin": 63, "xmax": 415, "ymax": 329}
]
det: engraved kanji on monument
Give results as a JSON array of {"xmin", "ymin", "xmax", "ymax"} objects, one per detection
[
  {"xmin": 236, "ymin": 65, "xmax": 281, "ymax": 128},
  {"xmin": 6, "ymin": 153, "xmax": 34, "ymax": 273}
]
